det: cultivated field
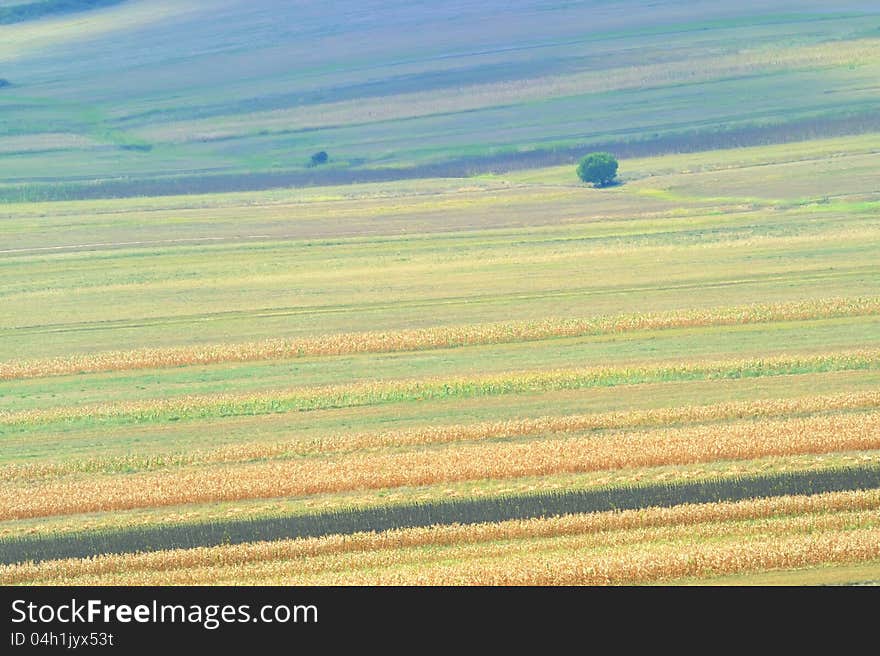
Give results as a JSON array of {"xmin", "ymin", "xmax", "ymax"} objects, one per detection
[
  {"xmin": 2, "ymin": 1, "xmax": 880, "ymax": 587},
  {"xmin": 2, "ymin": 127, "xmax": 880, "ymax": 584}
]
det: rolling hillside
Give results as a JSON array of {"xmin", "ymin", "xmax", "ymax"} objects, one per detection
[
  {"xmin": 1, "ymin": 1, "xmax": 880, "ymax": 586},
  {"xmin": 1, "ymin": 0, "xmax": 880, "ymax": 198}
]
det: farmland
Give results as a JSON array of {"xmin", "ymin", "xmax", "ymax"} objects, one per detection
[
  {"xmin": 3, "ymin": 130, "xmax": 880, "ymax": 584},
  {"xmin": 2, "ymin": 1, "xmax": 880, "ymax": 586}
]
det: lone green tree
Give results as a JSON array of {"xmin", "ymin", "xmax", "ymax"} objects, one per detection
[
  {"xmin": 576, "ymin": 152, "xmax": 618, "ymax": 187},
  {"xmin": 309, "ymin": 151, "xmax": 328, "ymax": 166}
]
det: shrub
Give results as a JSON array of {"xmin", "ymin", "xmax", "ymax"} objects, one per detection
[
  {"xmin": 309, "ymin": 151, "xmax": 329, "ymax": 166},
  {"xmin": 577, "ymin": 152, "xmax": 619, "ymax": 187}
]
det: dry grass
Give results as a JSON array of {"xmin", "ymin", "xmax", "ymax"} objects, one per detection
[{"xmin": 4, "ymin": 410, "xmax": 879, "ymax": 520}]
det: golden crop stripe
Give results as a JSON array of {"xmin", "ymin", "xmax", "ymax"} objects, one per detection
[
  {"xmin": 5, "ymin": 489, "xmax": 877, "ymax": 584},
  {"xmin": 285, "ymin": 527, "xmax": 880, "ymax": 586},
  {"xmin": 4, "ymin": 411, "xmax": 879, "ymax": 520},
  {"xmin": 8, "ymin": 389, "xmax": 880, "ymax": 480},
  {"xmin": 6, "ymin": 452, "xmax": 875, "ymax": 543},
  {"xmin": 21, "ymin": 510, "xmax": 880, "ymax": 586},
  {"xmin": 2, "ymin": 296, "xmax": 878, "ymax": 380},
  {"xmin": 3, "ymin": 348, "xmax": 879, "ymax": 427}
]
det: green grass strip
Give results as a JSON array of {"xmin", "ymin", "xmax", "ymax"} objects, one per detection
[{"xmin": 3, "ymin": 350, "xmax": 878, "ymax": 429}]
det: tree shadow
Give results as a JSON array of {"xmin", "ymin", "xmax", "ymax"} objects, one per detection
[{"xmin": 594, "ymin": 179, "xmax": 625, "ymax": 189}]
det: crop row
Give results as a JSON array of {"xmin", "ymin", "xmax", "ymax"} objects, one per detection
[
  {"xmin": 2, "ymin": 296, "xmax": 877, "ymax": 380},
  {"xmin": 3, "ymin": 348, "xmax": 879, "ymax": 427},
  {"xmin": 4, "ymin": 410, "xmax": 879, "ymax": 520},
  {"xmin": 2, "ymin": 464, "xmax": 878, "ymax": 565},
  {"xmin": 290, "ymin": 526, "xmax": 880, "ymax": 586},
  {"xmin": 8, "ymin": 389, "xmax": 880, "ymax": 480},
  {"xmin": 5, "ymin": 488, "xmax": 877, "ymax": 584},
  {"xmin": 17, "ymin": 510, "xmax": 880, "ymax": 585}
]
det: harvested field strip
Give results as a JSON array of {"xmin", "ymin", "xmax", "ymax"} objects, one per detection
[
  {"xmin": 3, "ymin": 297, "xmax": 878, "ymax": 380},
  {"xmin": 288, "ymin": 526, "xmax": 880, "ymax": 586},
  {"xmin": 5, "ymin": 488, "xmax": 877, "ymax": 585},
  {"xmin": 7, "ymin": 389, "xmax": 880, "ymax": 480},
  {"xmin": 3, "ymin": 349, "xmax": 879, "ymax": 427},
  {"xmin": 2, "ymin": 465, "xmax": 878, "ymax": 564},
  {"xmin": 5, "ymin": 411, "xmax": 880, "ymax": 520}
]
